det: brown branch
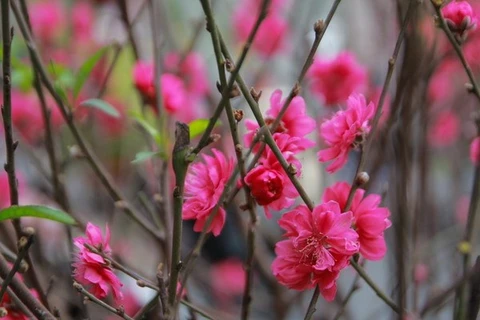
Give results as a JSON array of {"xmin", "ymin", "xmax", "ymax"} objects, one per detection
[
  {"xmin": 0, "ymin": 253, "xmax": 56, "ymax": 320},
  {"xmin": 73, "ymin": 282, "xmax": 134, "ymax": 320}
]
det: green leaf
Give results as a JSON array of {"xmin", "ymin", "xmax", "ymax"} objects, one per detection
[
  {"xmin": 79, "ymin": 99, "xmax": 120, "ymax": 118},
  {"xmin": 188, "ymin": 119, "xmax": 221, "ymax": 139},
  {"xmin": 11, "ymin": 66, "xmax": 34, "ymax": 92},
  {"xmin": 0, "ymin": 205, "xmax": 76, "ymax": 225},
  {"xmin": 132, "ymin": 151, "xmax": 162, "ymax": 164},
  {"xmin": 73, "ymin": 46, "xmax": 109, "ymax": 99}
]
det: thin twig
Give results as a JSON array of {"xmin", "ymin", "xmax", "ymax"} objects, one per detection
[
  {"xmin": 180, "ymin": 299, "xmax": 217, "ymax": 320},
  {"xmin": 73, "ymin": 282, "xmax": 135, "ymax": 320},
  {"xmin": 350, "ymin": 259, "xmax": 401, "ymax": 314},
  {"xmin": 0, "ymin": 253, "xmax": 56, "ymax": 320},
  {"xmin": 304, "ymin": 286, "xmax": 320, "ymax": 320},
  {"xmin": 97, "ymin": 44, "xmax": 123, "ymax": 99},
  {"xmin": 116, "ymin": 0, "xmax": 140, "ymax": 60},
  {"xmin": 333, "ymin": 272, "xmax": 361, "ymax": 320},
  {"xmin": 0, "ymin": 233, "xmax": 33, "ymax": 302}
]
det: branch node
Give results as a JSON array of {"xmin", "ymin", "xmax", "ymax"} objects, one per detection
[{"xmin": 250, "ymin": 87, "xmax": 262, "ymax": 102}]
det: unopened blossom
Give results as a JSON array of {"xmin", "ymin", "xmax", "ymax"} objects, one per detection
[
  {"xmin": 132, "ymin": 61, "xmax": 188, "ymax": 117},
  {"xmin": 183, "ymin": 149, "xmax": 235, "ymax": 236},
  {"xmin": 272, "ymin": 201, "xmax": 359, "ymax": 300},
  {"xmin": 318, "ymin": 94, "xmax": 375, "ymax": 173},
  {"xmin": 428, "ymin": 110, "xmax": 460, "ymax": 147},
  {"xmin": 441, "ymin": 1, "xmax": 477, "ymax": 35},
  {"xmin": 244, "ymin": 90, "xmax": 316, "ymax": 150},
  {"xmin": 470, "ymin": 137, "xmax": 480, "ymax": 164},
  {"xmin": 73, "ymin": 223, "xmax": 123, "ymax": 303},
  {"xmin": 29, "ymin": 0, "xmax": 65, "ymax": 44},
  {"xmin": 233, "ymin": 2, "xmax": 289, "ymax": 57},
  {"xmin": 244, "ymin": 133, "xmax": 301, "ymax": 218},
  {"xmin": 323, "ymin": 182, "xmax": 391, "ymax": 260},
  {"xmin": 308, "ymin": 52, "xmax": 367, "ymax": 106}
]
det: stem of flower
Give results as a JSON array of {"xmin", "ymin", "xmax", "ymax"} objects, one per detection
[{"xmin": 168, "ymin": 122, "xmax": 191, "ymax": 315}]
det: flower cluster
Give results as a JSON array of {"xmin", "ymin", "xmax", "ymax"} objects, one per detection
[
  {"xmin": 73, "ymin": 223, "xmax": 123, "ymax": 303},
  {"xmin": 243, "ymin": 90, "xmax": 315, "ymax": 217},
  {"xmin": 272, "ymin": 182, "xmax": 391, "ymax": 300},
  {"xmin": 318, "ymin": 94, "xmax": 375, "ymax": 173},
  {"xmin": 183, "ymin": 149, "xmax": 236, "ymax": 236}
]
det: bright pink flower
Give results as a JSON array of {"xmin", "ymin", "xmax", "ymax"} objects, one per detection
[
  {"xmin": 414, "ymin": 263, "xmax": 429, "ymax": 284},
  {"xmin": 428, "ymin": 110, "xmax": 460, "ymax": 147},
  {"xmin": 323, "ymin": 182, "xmax": 391, "ymax": 260},
  {"xmin": 244, "ymin": 90, "xmax": 315, "ymax": 150},
  {"xmin": 164, "ymin": 52, "xmax": 210, "ymax": 97},
  {"xmin": 132, "ymin": 62, "xmax": 188, "ymax": 118},
  {"xmin": 272, "ymin": 201, "xmax": 359, "ymax": 300},
  {"xmin": 308, "ymin": 52, "xmax": 367, "ymax": 106},
  {"xmin": 244, "ymin": 133, "xmax": 301, "ymax": 217},
  {"xmin": 29, "ymin": 1, "xmax": 65, "ymax": 44},
  {"xmin": 73, "ymin": 223, "xmax": 123, "ymax": 303},
  {"xmin": 442, "ymin": 1, "xmax": 477, "ymax": 35},
  {"xmin": 183, "ymin": 149, "xmax": 235, "ymax": 236},
  {"xmin": 470, "ymin": 137, "xmax": 480, "ymax": 164},
  {"xmin": 133, "ymin": 61, "xmax": 156, "ymax": 103},
  {"xmin": 10, "ymin": 91, "xmax": 45, "ymax": 144},
  {"xmin": 318, "ymin": 94, "xmax": 375, "ymax": 173},
  {"xmin": 72, "ymin": 2, "xmax": 95, "ymax": 42},
  {"xmin": 211, "ymin": 258, "xmax": 245, "ymax": 306},
  {"xmin": 233, "ymin": 3, "xmax": 289, "ymax": 57}
]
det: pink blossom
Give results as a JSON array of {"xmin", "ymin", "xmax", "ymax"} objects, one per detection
[
  {"xmin": 233, "ymin": 3, "xmax": 289, "ymax": 57},
  {"xmin": 442, "ymin": 1, "xmax": 477, "ymax": 35},
  {"xmin": 318, "ymin": 94, "xmax": 375, "ymax": 173},
  {"xmin": 72, "ymin": 2, "xmax": 95, "ymax": 42},
  {"xmin": 272, "ymin": 201, "xmax": 359, "ymax": 300},
  {"xmin": 244, "ymin": 90, "xmax": 315, "ymax": 150},
  {"xmin": 29, "ymin": 1, "xmax": 65, "ymax": 44},
  {"xmin": 164, "ymin": 52, "xmax": 210, "ymax": 97},
  {"xmin": 211, "ymin": 258, "xmax": 245, "ymax": 304},
  {"xmin": 308, "ymin": 52, "xmax": 367, "ymax": 106},
  {"xmin": 470, "ymin": 137, "xmax": 480, "ymax": 164},
  {"xmin": 428, "ymin": 110, "xmax": 460, "ymax": 147},
  {"xmin": 132, "ymin": 62, "xmax": 188, "ymax": 118},
  {"xmin": 244, "ymin": 133, "xmax": 301, "ymax": 217},
  {"xmin": 183, "ymin": 149, "xmax": 235, "ymax": 236},
  {"xmin": 10, "ymin": 91, "xmax": 45, "ymax": 144},
  {"xmin": 322, "ymin": 182, "xmax": 391, "ymax": 260},
  {"xmin": 73, "ymin": 223, "xmax": 123, "ymax": 303}
]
